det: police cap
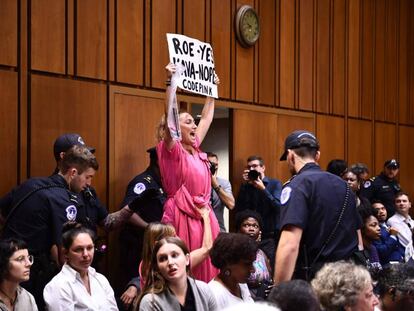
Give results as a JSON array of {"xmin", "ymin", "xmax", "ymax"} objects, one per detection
[
  {"xmin": 54, "ymin": 133, "xmax": 95, "ymax": 160},
  {"xmin": 280, "ymin": 130, "xmax": 319, "ymax": 161}
]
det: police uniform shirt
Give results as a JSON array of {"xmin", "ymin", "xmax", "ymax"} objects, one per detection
[
  {"xmin": 121, "ymin": 167, "xmax": 165, "ymax": 223},
  {"xmin": 2, "ymin": 176, "xmax": 81, "ymax": 253},
  {"xmin": 279, "ymin": 163, "xmax": 361, "ymax": 266},
  {"xmin": 360, "ymin": 173, "xmax": 401, "ymax": 217},
  {"xmin": 48, "ymin": 174, "xmax": 108, "ymax": 233}
]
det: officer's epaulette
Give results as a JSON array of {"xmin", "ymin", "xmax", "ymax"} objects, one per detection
[
  {"xmin": 283, "ymin": 174, "xmax": 297, "ymax": 187},
  {"xmin": 370, "ymin": 176, "xmax": 376, "ymax": 182},
  {"xmin": 143, "ymin": 176, "xmax": 153, "ymax": 184}
]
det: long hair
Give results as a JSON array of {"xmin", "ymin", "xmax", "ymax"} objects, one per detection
[
  {"xmin": 140, "ymin": 223, "xmax": 176, "ymax": 282},
  {"xmin": 135, "ymin": 237, "xmax": 190, "ymax": 309}
]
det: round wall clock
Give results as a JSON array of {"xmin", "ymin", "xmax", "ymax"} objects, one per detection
[{"xmin": 234, "ymin": 5, "xmax": 260, "ymax": 48}]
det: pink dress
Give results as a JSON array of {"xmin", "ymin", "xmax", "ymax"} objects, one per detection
[{"xmin": 157, "ymin": 137, "xmax": 219, "ymax": 282}]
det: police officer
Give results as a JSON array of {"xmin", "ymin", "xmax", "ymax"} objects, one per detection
[
  {"xmin": 118, "ymin": 147, "xmax": 166, "ymax": 309},
  {"xmin": 274, "ymin": 130, "xmax": 362, "ymax": 283},
  {"xmin": 360, "ymin": 159, "xmax": 401, "ymax": 218},
  {"xmin": 1, "ymin": 145, "xmax": 101, "ymax": 309},
  {"xmin": 52, "ymin": 133, "xmax": 135, "ymax": 233}
]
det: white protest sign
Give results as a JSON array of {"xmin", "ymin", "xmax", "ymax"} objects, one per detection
[{"xmin": 166, "ymin": 33, "xmax": 218, "ymax": 98}]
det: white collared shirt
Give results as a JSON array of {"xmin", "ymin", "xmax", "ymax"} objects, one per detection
[
  {"xmin": 43, "ymin": 263, "xmax": 118, "ymax": 311},
  {"xmin": 387, "ymin": 213, "xmax": 414, "ymax": 261}
]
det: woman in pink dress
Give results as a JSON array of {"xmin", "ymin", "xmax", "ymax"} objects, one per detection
[{"xmin": 156, "ymin": 63, "xmax": 220, "ymax": 282}]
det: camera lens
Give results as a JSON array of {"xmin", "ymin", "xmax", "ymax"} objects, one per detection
[{"xmin": 248, "ymin": 170, "xmax": 260, "ymax": 180}]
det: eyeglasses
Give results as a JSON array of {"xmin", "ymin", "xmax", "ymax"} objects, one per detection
[
  {"xmin": 246, "ymin": 164, "xmax": 261, "ymax": 169},
  {"xmin": 12, "ymin": 255, "xmax": 34, "ymax": 265}
]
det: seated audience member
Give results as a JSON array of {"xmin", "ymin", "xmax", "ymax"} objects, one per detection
[
  {"xmin": 0, "ymin": 238, "xmax": 38, "ymax": 310},
  {"xmin": 235, "ymin": 210, "xmax": 272, "ymax": 300},
  {"xmin": 43, "ymin": 222, "xmax": 118, "ymax": 310},
  {"xmin": 387, "ymin": 192, "xmax": 414, "ymax": 262},
  {"xmin": 311, "ymin": 261, "xmax": 379, "ymax": 311},
  {"xmin": 122, "ymin": 213, "xmax": 213, "ymax": 309},
  {"xmin": 137, "ymin": 237, "xmax": 217, "ymax": 311},
  {"xmin": 371, "ymin": 201, "xmax": 405, "ymax": 266},
  {"xmin": 267, "ymin": 280, "xmax": 319, "ymax": 311},
  {"xmin": 358, "ymin": 206, "xmax": 383, "ymax": 272},
  {"xmin": 326, "ymin": 159, "xmax": 348, "ymax": 177},
  {"xmin": 343, "ymin": 168, "xmax": 371, "ymax": 209},
  {"xmin": 350, "ymin": 162, "xmax": 370, "ymax": 183},
  {"xmin": 376, "ymin": 263, "xmax": 414, "ymax": 311},
  {"xmin": 209, "ymin": 233, "xmax": 257, "ymax": 309}
]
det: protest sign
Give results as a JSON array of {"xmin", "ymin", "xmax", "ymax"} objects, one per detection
[{"xmin": 166, "ymin": 33, "xmax": 218, "ymax": 98}]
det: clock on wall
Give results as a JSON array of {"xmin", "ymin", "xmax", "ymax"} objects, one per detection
[{"xmin": 234, "ymin": 5, "xmax": 260, "ymax": 48}]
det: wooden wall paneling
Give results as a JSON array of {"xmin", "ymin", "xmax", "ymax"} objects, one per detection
[
  {"xmin": 409, "ymin": 1, "xmax": 414, "ymax": 125},
  {"xmin": 116, "ymin": 0, "xmax": 144, "ymax": 85},
  {"xmin": 374, "ymin": 122, "xmax": 396, "ymax": 174},
  {"xmin": 298, "ymin": 0, "xmax": 314, "ymax": 111},
  {"xmin": 183, "ymin": 0, "xmax": 205, "ymax": 40},
  {"xmin": 0, "ymin": 0, "xmax": 17, "ymax": 66},
  {"xmin": 108, "ymin": 90, "xmax": 164, "ymax": 290},
  {"xmin": 399, "ymin": 126, "xmax": 414, "ymax": 197},
  {"xmin": 360, "ymin": 0, "xmax": 374, "ymax": 119},
  {"xmin": 211, "ymin": 0, "xmax": 231, "ymax": 99},
  {"xmin": 347, "ymin": 0, "xmax": 360, "ymax": 118},
  {"xmin": 30, "ymin": 75, "xmax": 107, "ymax": 200},
  {"xmin": 31, "ymin": 0, "xmax": 65, "ymax": 73},
  {"xmin": 67, "ymin": 0, "xmax": 74, "ymax": 75},
  {"xmin": 316, "ymin": 115, "xmax": 345, "ymax": 170},
  {"xmin": 384, "ymin": 0, "xmax": 398, "ymax": 123},
  {"xmin": 347, "ymin": 118, "xmax": 372, "ymax": 172},
  {"xmin": 76, "ymin": 0, "xmax": 107, "ymax": 79},
  {"xmin": 315, "ymin": 0, "xmax": 330, "ymax": 113},
  {"xmin": 235, "ymin": 0, "xmax": 254, "ymax": 102},
  {"xmin": 275, "ymin": 113, "xmax": 315, "ymax": 184},
  {"xmin": 0, "ymin": 71, "xmax": 18, "ymax": 195},
  {"xmin": 332, "ymin": 0, "xmax": 346, "ymax": 116},
  {"xmin": 108, "ymin": 0, "xmax": 115, "ymax": 81},
  {"xmin": 258, "ymin": 0, "xmax": 276, "ymax": 106},
  {"xmin": 374, "ymin": 0, "xmax": 385, "ymax": 121},
  {"xmin": 279, "ymin": 0, "xmax": 295, "ymax": 108},
  {"xmin": 398, "ymin": 0, "xmax": 408, "ymax": 125},
  {"xmin": 232, "ymin": 109, "xmax": 278, "ymax": 195},
  {"xmin": 151, "ymin": 0, "xmax": 176, "ymax": 88}
]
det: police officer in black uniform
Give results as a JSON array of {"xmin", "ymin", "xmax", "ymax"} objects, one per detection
[
  {"xmin": 360, "ymin": 159, "xmax": 401, "ymax": 218},
  {"xmin": 274, "ymin": 130, "xmax": 362, "ymax": 283},
  {"xmin": 118, "ymin": 147, "xmax": 166, "ymax": 309},
  {"xmin": 1, "ymin": 145, "xmax": 99, "ymax": 310}
]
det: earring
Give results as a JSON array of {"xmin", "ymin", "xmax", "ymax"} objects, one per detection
[{"xmin": 224, "ymin": 269, "xmax": 231, "ymax": 277}]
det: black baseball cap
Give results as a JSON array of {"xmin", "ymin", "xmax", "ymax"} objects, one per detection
[
  {"xmin": 280, "ymin": 130, "xmax": 319, "ymax": 161},
  {"xmin": 146, "ymin": 147, "xmax": 157, "ymax": 160},
  {"xmin": 53, "ymin": 133, "xmax": 95, "ymax": 160},
  {"xmin": 384, "ymin": 159, "xmax": 399, "ymax": 169}
]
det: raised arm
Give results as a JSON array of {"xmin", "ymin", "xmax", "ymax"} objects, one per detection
[
  {"xmin": 195, "ymin": 74, "xmax": 219, "ymax": 144},
  {"xmin": 189, "ymin": 207, "xmax": 213, "ymax": 267},
  {"xmin": 163, "ymin": 63, "xmax": 178, "ymax": 150}
]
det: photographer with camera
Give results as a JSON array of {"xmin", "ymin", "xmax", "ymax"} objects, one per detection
[
  {"xmin": 235, "ymin": 155, "xmax": 282, "ymax": 267},
  {"xmin": 207, "ymin": 152, "xmax": 235, "ymax": 232}
]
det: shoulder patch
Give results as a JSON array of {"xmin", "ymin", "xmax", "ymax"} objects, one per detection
[
  {"xmin": 133, "ymin": 182, "xmax": 146, "ymax": 195},
  {"xmin": 363, "ymin": 181, "xmax": 371, "ymax": 188},
  {"xmin": 66, "ymin": 205, "xmax": 77, "ymax": 221},
  {"xmin": 281, "ymin": 186, "xmax": 292, "ymax": 205}
]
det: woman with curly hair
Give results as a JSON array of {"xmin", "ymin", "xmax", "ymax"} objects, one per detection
[
  {"xmin": 137, "ymin": 236, "xmax": 217, "ymax": 310},
  {"xmin": 0, "ymin": 238, "xmax": 37, "ymax": 311},
  {"xmin": 311, "ymin": 261, "xmax": 379, "ymax": 311},
  {"xmin": 208, "ymin": 233, "xmax": 258, "ymax": 309}
]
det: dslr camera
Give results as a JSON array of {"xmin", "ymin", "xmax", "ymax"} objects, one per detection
[
  {"xmin": 209, "ymin": 161, "xmax": 217, "ymax": 175},
  {"xmin": 248, "ymin": 169, "xmax": 260, "ymax": 181}
]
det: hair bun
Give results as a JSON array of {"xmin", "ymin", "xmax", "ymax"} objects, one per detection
[{"xmin": 62, "ymin": 221, "xmax": 82, "ymax": 234}]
